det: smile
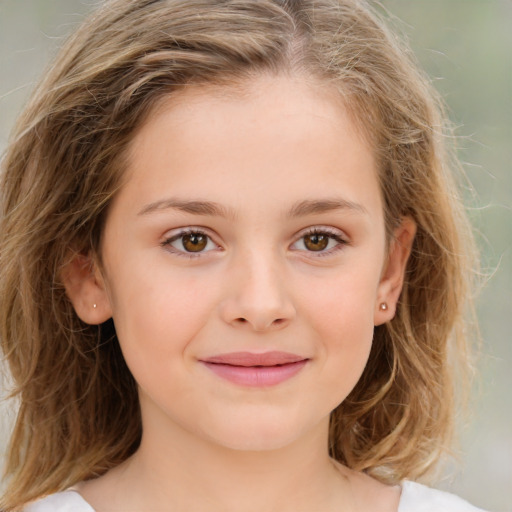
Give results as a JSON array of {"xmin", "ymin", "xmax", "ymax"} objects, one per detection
[{"xmin": 200, "ymin": 351, "xmax": 309, "ymax": 387}]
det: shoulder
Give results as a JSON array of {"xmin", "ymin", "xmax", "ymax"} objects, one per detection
[
  {"xmin": 399, "ymin": 481, "xmax": 487, "ymax": 512},
  {"xmin": 22, "ymin": 489, "xmax": 95, "ymax": 512}
]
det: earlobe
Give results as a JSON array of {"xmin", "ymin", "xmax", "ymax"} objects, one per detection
[
  {"xmin": 61, "ymin": 252, "xmax": 112, "ymax": 325},
  {"xmin": 374, "ymin": 217, "xmax": 416, "ymax": 326}
]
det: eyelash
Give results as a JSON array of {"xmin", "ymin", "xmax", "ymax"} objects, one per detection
[
  {"xmin": 161, "ymin": 227, "xmax": 349, "ymax": 258},
  {"xmin": 161, "ymin": 228, "xmax": 218, "ymax": 259},
  {"xmin": 291, "ymin": 227, "xmax": 348, "ymax": 257}
]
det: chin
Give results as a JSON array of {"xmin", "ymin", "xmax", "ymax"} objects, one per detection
[{"xmin": 196, "ymin": 411, "xmax": 322, "ymax": 453}]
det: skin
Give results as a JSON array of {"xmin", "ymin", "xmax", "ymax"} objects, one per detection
[{"xmin": 64, "ymin": 74, "xmax": 415, "ymax": 512}]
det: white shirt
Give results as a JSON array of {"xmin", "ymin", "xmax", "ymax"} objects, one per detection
[{"xmin": 23, "ymin": 481, "xmax": 487, "ymax": 511}]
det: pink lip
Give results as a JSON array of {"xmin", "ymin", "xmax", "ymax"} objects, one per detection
[{"xmin": 200, "ymin": 351, "xmax": 308, "ymax": 387}]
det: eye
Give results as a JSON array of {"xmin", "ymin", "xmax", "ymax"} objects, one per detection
[
  {"xmin": 162, "ymin": 229, "xmax": 218, "ymax": 255},
  {"xmin": 291, "ymin": 228, "xmax": 347, "ymax": 254}
]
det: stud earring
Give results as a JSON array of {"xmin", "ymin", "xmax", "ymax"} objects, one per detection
[
  {"xmin": 379, "ymin": 302, "xmax": 388, "ymax": 311},
  {"xmin": 93, "ymin": 304, "xmax": 97, "ymax": 309}
]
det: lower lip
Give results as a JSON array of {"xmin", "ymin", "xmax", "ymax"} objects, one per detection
[{"xmin": 201, "ymin": 360, "xmax": 308, "ymax": 387}]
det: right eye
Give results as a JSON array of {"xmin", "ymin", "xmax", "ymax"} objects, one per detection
[{"xmin": 162, "ymin": 229, "xmax": 218, "ymax": 256}]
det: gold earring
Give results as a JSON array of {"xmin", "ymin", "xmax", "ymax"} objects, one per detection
[{"xmin": 379, "ymin": 302, "xmax": 388, "ymax": 311}]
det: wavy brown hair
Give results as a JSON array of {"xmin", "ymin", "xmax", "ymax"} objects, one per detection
[{"xmin": 0, "ymin": 0, "xmax": 477, "ymax": 509}]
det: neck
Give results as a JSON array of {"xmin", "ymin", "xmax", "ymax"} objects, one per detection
[{"xmin": 101, "ymin": 413, "xmax": 356, "ymax": 512}]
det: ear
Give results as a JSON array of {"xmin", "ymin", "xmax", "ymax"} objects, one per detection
[
  {"xmin": 374, "ymin": 217, "xmax": 416, "ymax": 326},
  {"xmin": 61, "ymin": 252, "xmax": 113, "ymax": 325}
]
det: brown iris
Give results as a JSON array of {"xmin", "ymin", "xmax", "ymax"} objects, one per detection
[
  {"xmin": 303, "ymin": 233, "xmax": 329, "ymax": 251},
  {"xmin": 182, "ymin": 233, "xmax": 208, "ymax": 252}
]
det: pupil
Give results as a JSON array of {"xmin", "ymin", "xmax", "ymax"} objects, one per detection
[
  {"xmin": 305, "ymin": 234, "xmax": 328, "ymax": 251},
  {"xmin": 183, "ymin": 233, "xmax": 207, "ymax": 252}
]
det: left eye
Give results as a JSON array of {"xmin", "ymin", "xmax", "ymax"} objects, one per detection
[
  {"xmin": 291, "ymin": 230, "xmax": 345, "ymax": 253},
  {"xmin": 164, "ymin": 231, "xmax": 217, "ymax": 253}
]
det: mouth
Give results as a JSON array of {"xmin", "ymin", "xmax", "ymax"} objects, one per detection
[{"xmin": 200, "ymin": 351, "xmax": 309, "ymax": 387}]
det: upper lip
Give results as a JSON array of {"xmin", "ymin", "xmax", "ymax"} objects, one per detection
[{"xmin": 201, "ymin": 351, "xmax": 307, "ymax": 367}]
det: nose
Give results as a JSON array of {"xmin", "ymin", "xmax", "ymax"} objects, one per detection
[{"xmin": 218, "ymin": 251, "xmax": 296, "ymax": 332}]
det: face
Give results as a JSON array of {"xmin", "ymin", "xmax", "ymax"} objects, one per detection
[{"xmin": 68, "ymin": 75, "xmax": 413, "ymax": 452}]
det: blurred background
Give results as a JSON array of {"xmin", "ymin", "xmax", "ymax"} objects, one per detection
[{"xmin": 0, "ymin": 1, "xmax": 510, "ymax": 510}]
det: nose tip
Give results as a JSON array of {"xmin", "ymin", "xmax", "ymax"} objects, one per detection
[{"xmin": 219, "ymin": 263, "xmax": 296, "ymax": 332}]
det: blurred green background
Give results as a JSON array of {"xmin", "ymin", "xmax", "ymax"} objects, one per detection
[{"xmin": 0, "ymin": 1, "xmax": 510, "ymax": 510}]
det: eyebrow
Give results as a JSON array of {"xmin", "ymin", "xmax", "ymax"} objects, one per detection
[
  {"xmin": 137, "ymin": 197, "xmax": 368, "ymax": 218},
  {"xmin": 138, "ymin": 199, "xmax": 236, "ymax": 219},
  {"xmin": 286, "ymin": 198, "xmax": 368, "ymax": 217}
]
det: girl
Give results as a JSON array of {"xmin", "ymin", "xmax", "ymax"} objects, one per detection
[{"xmin": 0, "ymin": 0, "xmax": 484, "ymax": 510}]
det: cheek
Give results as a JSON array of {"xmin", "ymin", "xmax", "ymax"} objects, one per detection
[
  {"xmin": 296, "ymin": 264, "xmax": 379, "ymax": 393},
  {"xmin": 106, "ymin": 263, "xmax": 219, "ymax": 375},
  {"xmin": 299, "ymin": 262, "xmax": 379, "ymax": 337}
]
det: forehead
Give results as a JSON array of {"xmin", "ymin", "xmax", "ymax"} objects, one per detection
[
  {"xmin": 129, "ymin": 73, "xmax": 373, "ymax": 158},
  {"xmin": 118, "ymin": 74, "xmax": 382, "ymax": 220}
]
